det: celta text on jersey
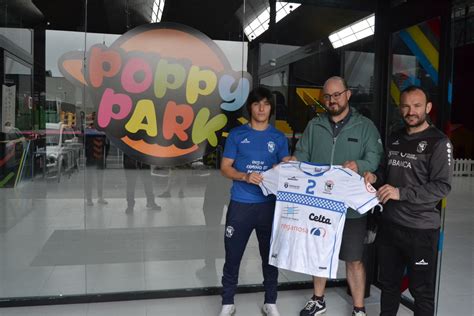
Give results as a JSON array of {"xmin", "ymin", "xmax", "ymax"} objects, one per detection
[{"xmin": 58, "ymin": 23, "xmax": 252, "ymax": 166}]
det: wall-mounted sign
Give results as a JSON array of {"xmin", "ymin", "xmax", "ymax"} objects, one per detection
[{"xmin": 58, "ymin": 23, "xmax": 251, "ymax": 166}]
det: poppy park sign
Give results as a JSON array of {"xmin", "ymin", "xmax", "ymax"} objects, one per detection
[{"xmin": 58, "ymin": 23, "xmax": 251, "ymax": 166}]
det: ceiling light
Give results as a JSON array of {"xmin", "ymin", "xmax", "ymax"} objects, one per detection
[
  {"xmin": 244, "ymin": 2, "xmax": 301, "ymax": 41},
  {"xmin": 328, "ymin": 13, "xmax": 375, "ymax": 49},
  {"xmin": 150, "ymin": 0, "xmax": 165, "ymax": 23}
]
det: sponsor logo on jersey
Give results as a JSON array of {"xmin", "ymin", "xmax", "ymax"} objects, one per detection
[
  {"xmin": 287, "ymin": 176, "xmax": 299, "ymax": 181},
  {"xmin": 246, "ymin": 160, "xmax": 265, "ymax": 172},
  {"xmin": 400, "ymin": 152, "xmax": 418, "ymax": 160},
  {"xmin": 417, "ymin": 141, "xmax": 428, "ymax": 153},
  {"xmin": 267, "ymin": 141, "xmax": 275, "ymax": 153},
  {"xmin": 240, "ymin": 138, "xmax": 250, "ymax": 144},
  {"xmin": 310, "ymin": 227, "xmax": 327, "ymax": 237},
  {"xmin": 225, "ymin": 226, "xmax": 234, "ymax": 238},
  {"xmin": 309, "ymin": 213, "xmax": 332, "ymax": 225},
  {"xmin": 282, "ymin": 205, "xmax": 299, "ymax": 220},
  {"xmin": 324, "ymin": 180, "xmax": 334, "ymax": 194},
  {"xmin": 366, "ymin": 182, "xmax": 377, "ymax": 193},
  {"xmin": 388, "ymin": 158, "xmax": 412, "ymax": 169},
  {"xmin": 392, "ymin": 139, "xmax": 400, "ymax": 145},
  {"xmin": 280, "ymin": 223, "xmax": 308, "ymax": 233},
  {"xmin": 318, "ymin": 266, "xmax": 327, "ymax": 270},
  {"xmin": 415, "ymin": 259, "xmax": 429, "ymax": 266},
  {"xmin": 284, "ymin": 182, "xmax": 300, "ymax": 190},
  {"xmin": 390, "ymin": 151, "xmax": 417, "ymax": 160},
  {"xmin": 271, "ymin": 253, "xmax": 278, "ymax": 259}
]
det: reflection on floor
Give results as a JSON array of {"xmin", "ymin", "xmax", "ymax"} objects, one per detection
[
  {"xmin": 0, "ymin": 169, "xmax": 472, "ymax": 315},
  {"xmin": 0, "ymin": 288, "xmax": 414, "ymax": 316}
]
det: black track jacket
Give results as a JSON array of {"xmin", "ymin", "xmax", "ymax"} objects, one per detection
[{"xmin": 374, "ymin": 125, "xmax": 453, "ymax": 229}]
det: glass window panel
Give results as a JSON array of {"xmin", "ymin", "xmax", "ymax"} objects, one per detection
[
  {"xmin": 0, "ymin": 28, "xmax": 32, "ymax": 53},
  {"xmin": 0, "ymin": 0, "xmax": 248, "ymax": 300},
  {"xmin": 388, "ymin": 18, "xmax": 441, "ymax": 134}
]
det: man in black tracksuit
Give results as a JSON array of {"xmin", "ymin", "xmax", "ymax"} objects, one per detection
[{"xmin": 365, "ymin": 86, "xmax": 453, "ymax": 316}]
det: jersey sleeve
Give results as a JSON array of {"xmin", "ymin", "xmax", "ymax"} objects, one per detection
[
  {"xmin": 259, "ymin": 165, "xmax": 280, "ymax": 196},
  {"xmin": 222, "ymin": 131, "xmax": 237, "ymax": 159},
  {"xmin": 334, "ymin": 167, "xmax": 379, "ymax": 214}
]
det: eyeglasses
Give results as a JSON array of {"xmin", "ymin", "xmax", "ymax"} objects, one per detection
[{"xmin": 322, "ymin": 89, "xmax": 348, "ymax": 101}]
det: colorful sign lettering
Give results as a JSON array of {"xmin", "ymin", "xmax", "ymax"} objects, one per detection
[{"xmin": 58, "ymin": 23, "xmax": 251, "ymax": 166}]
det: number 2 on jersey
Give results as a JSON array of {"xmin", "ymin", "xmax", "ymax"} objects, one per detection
[{"xmin": 306, "ymin": 179, "xmax": 316, "ymax": 195}]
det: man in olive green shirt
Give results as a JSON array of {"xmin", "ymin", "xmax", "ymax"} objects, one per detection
[{"xmin": 290, "ymin": 76, "xmax": 383, "ymax": 316}]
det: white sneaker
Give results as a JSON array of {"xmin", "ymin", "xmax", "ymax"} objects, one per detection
[
  {"xmin": 219, "ymin": 304, "xmax": 236, "ymax": 316},
  {"xmin": 262, "ymin": 303, "xmax": 281, "ymax": 316}
]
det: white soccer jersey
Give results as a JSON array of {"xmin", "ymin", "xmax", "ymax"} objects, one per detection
[{"xmin": 259, "ymin": 161, "xmax": 379, "ymax": 278}]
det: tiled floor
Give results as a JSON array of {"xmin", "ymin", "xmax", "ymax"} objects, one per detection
[{"xmin": 0, "ymin": 169, "xmax": 472, "ymax": 315}]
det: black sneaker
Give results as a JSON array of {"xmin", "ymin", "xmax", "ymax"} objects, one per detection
[{"xmin": 300, "ymin": 298, "xmax": 326, "ymax": 315}]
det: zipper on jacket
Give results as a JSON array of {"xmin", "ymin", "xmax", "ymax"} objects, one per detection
[
  {"xmin": 314, "ymin": 115, "xmax": 365, "ymax": 161},
  {"xmin": 317, "ymin": 120, "xmax": 362, "ymax": 165},
  {"xmin": 330, "ymin": 136, "xmax": 337, "ymax": 164}
]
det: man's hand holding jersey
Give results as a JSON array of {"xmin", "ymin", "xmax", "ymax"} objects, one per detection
[
  {"xmin": 363, "ymin": 171, "xmax": 400, "ymax": 204},
  {"xmin": 282, "ymin": 156, "xmax": 297, "ymax": 162},
  {"xmin": 221, "ymin": 157, "xmax": 265, "ymax": 185},
  {"xmin": 245, "ymin": 172, "xmax": 264, "ymax": 185},
  {"xmin": 342, "ymin": 160, "xmax": 358, "ymax": 173}
]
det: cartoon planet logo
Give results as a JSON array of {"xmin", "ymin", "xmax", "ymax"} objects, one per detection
[{"xmin": 58, "ymin": 22, "xmax": 251, "ymax": 166}]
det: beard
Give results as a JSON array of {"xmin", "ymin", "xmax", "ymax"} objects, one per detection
[
  {"xmin": 404, "ymin": 113, "xmax": 428, "ymax": 128},
  {"xmin": 326, "ymin": 102, "xmax": 348, "ymax": 117}
]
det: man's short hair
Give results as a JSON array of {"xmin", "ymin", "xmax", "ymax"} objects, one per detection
[
  {"xmin": 323, "ymin": 76, "xmax": 348, "ymax": 90},
  {"xmin": 400, "ymin": 85, "xmax": 431, "ymax": 103},
  {"xmin": 246, "ymin": 87, "xmax": 275, "ymax": 117}
]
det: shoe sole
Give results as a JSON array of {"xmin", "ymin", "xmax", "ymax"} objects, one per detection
[
  {"xmin": 300, "ymin": 308, "xmax": 326, "ymax": 316},
  {"xmin": 219, "ymin": 305, "xmax": 237, "ymax": 316},
  {"xmin": 262, "ymin": 307, "xmax": 280, "ymax": 316},
  {"xmin": 219, "ymin": 307, "xmax": 236, "ymax": 316}
]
